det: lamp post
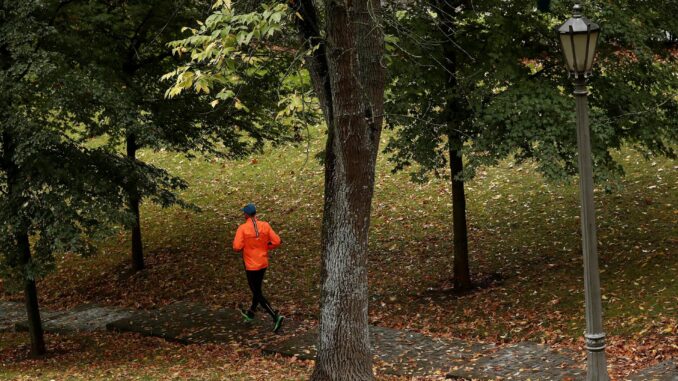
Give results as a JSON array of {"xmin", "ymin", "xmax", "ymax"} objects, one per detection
[{"xmin": 557, "ymin": 4, "xmax": 609, "ymax": 381}]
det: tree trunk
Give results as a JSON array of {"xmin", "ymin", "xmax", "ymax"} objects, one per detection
[
  {"xmin": 292, "ymin": 0, "xmax": 385, "ymax": 378},
  {"xmin": 291, "ymin": 0, "xmax": 333, "ymax": 126},
  {"xmin": 449, "ymin": 133, "xmax": 471, "ymax": 290},
  {"xmin": 438, "ymin": 0, "xmax": 472, "ymax": 291},
  {"xmin": 17, "ymin": 231, "xmax": 46, "ymax": 356},
  {"xmin": 2, "ymin": 131, "xmax": 46, "ymax": 356},
  {"xmin": 126, "ymin": 133, "xmax": 144, "ymax": 271}
]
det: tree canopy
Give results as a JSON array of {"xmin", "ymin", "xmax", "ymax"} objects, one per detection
[
  {"xmin": 384, "ymin": 0, "xmax": 677, "ymax": 183},
  {"xmin": 1, "ymin": 0, "xmax": 175, "ymax": 354},
  {"xmin": 44, "ymin": 0, "xmax": 310, "ymax": 270}
]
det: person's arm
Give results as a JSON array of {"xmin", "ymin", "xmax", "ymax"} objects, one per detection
[
  {"xmin": 267, "ymin": 225, "xmax": 281, "ymax": 250},
  {"xmin": 233, "ymin": 226, "xmax": 245, "ymax": 252}
]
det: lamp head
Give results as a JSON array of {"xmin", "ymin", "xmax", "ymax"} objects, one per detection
[{"xmin": 557, "ymin": 3, "xmax": 600, "ymax": 78}]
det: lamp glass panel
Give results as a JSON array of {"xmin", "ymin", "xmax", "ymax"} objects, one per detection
[
  {"xmin": 573, "ymin": 33, "xmax": 589, "ymax": 72},
  {"xmin": 560, "ymin": 34, "xmax": 575, "ymax": 71},
  {"xmin": 585, "ymin": 30, "xmax": 600, "ymax": 71}
]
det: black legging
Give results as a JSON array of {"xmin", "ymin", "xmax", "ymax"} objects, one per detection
[{"xmin": 246, "ymin": 268, "xmax": 276, "ymax": 318}]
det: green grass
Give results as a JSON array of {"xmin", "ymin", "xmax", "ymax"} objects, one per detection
[
  {"xmin": 1, "ymin": 126, "xmax": 675, "ymax": 378},
  {"xmin": 35, "ymin": 128, "xmax": 678, "ymax": 336}
]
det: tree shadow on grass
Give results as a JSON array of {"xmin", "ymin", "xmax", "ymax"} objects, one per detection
[
  {"xmin": 421, "ymin": 272, "xmax": 504, "ymax": 301},
  {"xmin": 1, "ymin": 331, "xmax": 184, "ymax": 368}
]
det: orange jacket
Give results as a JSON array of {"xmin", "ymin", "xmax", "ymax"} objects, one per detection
[{"xmin": 233, "ymin": 217, "xmax": 281, "ymax": 270}]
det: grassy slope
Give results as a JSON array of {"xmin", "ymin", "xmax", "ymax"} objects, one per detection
[{"xmin": 1, "ymin": 127, "xmax": 675, "ymax": 379}]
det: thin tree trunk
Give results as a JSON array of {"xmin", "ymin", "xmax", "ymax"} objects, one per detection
[
  {"xmin": 291, "ymin": 0, "xmax": 333, "ymax": 126},
  {"xmin": 2, "ymin": 131, "xmax": 46, "ymax": 356},
  {"xmin": 126, "ymin": 133, "xmax": 144, "ymax": 271},
  {"xmin": 17, "ymin": 231, "xmax": 46, "ymax": 356},
  {"xmin": 449, "ymin": 133, "xmax": 471, "ymax": 290},
  {"xmin": 438, "ymin": 0, "xmax": 472, "ymax": 291}
]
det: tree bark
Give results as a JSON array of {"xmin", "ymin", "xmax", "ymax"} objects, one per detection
[
  {"xmin": 291, "ymin": 0, "xmax": 385, "ymax": 378},
  {"xmin": 17, "ymin": 231, "xmax": 47, "ymax": 356},
  {"xmin": 2, "ymin": 131, "xmax": 46, "ymax": 356},
  {"xmin": 126, "ymin": 133, "xmax": 144, "ymax": 271},
  {"xmin": 438, "ymin": 0, "xmax": 472, "ymax": 290},
  {"xmin": 291, "ymin": 0, "xmax": 333, "ymax": 126},
  {"xmin": 449, "ymin": 133, "xmax": 471, "ymax": 290}
]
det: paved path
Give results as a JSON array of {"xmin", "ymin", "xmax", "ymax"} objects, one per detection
[
  {"xmin": 627, "ymin": 361, "xmax": 677, "ymax": 381},
  {"xmin": 2, "ymin": 301, "xmax": 133, "ymax": 333},
  {"xmin": 107, "ymin": 301, "xmax": 302, "ymax": 348},
  {"xmin": 2, "ymin": 300, "xmax": 676, "ymax": 380},
  {"xmin": 1, "ymin": 302, "xmax": 28, "ymax": 332}
]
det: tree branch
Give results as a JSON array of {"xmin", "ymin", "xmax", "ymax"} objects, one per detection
[
  {"xmin": 287, "ymin": 0, "xmax": 333, "ymax": 125},
  {"xmin": 124, "ymin": 8, "xmax": 156, "ymax": 74}
]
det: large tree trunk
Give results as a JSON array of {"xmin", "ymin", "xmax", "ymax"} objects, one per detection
[
  {"xmin": 17, "ymin": 231, "xmax": 46, "ymax": 356},
  {"xmin": 292, "ymin": 0, "xmax": 385, "ymax": 378},
  {"xmin": 448, "ymin": 133, "xmax": 471, "ymax": 290},
  {"xmin": 126, "ymin": 133, "xmax": 144, "ymax": 271}
]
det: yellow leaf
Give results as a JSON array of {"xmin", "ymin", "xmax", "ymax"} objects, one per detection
[
  {"xmin": 234, "ymin": 98, "xmax": 249, "ymax": 112},
  {"xmin": 194, "ymin": 79, "xmax": 210, "ymax": 94}
]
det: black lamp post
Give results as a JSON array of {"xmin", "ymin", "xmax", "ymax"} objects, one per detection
[
  {"xmin": 557, "ymin": 4, "xmax": 609, "ymax": 381},
  {"xmin": 558, "ymin": 4, "xmax": 600, "ymax": 78}
]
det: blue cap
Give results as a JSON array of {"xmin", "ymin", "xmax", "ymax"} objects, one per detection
[{"xmin": 242, "ymin": 203, "xmax": 256, "ymax": 216}]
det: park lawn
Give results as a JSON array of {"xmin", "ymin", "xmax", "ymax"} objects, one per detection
[{"xmin": 1, "ymin": 126, "xmax": 676, "ymax": 379}]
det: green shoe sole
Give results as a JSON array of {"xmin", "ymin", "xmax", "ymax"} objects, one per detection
[
  {"xmin": 273, "ymin": 315, "xmax": 284, "ymax": 333},
  {"xmin": 239, "ymin": 309, "xmax": 254, "ymax": 323}
]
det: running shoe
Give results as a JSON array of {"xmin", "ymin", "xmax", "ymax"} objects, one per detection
[
  {"xmin": 239, "ymin": 308, "xmax": 255, "ymax": 323},
  {"xmin": 273, "ymin": 315, "xmax": 284, "ymax": 333}
]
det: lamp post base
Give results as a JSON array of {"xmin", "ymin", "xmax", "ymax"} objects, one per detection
[{"xmin": 585, "ymin": 332, "xmax": 609, "ymax": 381}]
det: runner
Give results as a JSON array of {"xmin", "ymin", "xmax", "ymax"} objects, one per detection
[{"xmin": 233, "ymin": 203, "xmax": 284, "ymax": 332}]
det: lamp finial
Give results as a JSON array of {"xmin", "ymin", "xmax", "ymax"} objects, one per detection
[{"xmin": 573, "ymin": 3, "xmax": 583, "ymax": 18}]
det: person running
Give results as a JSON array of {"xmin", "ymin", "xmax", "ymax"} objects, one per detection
[{"xmin": 233, "ymin": 203, "xmax": 284, "ymax": 332}]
